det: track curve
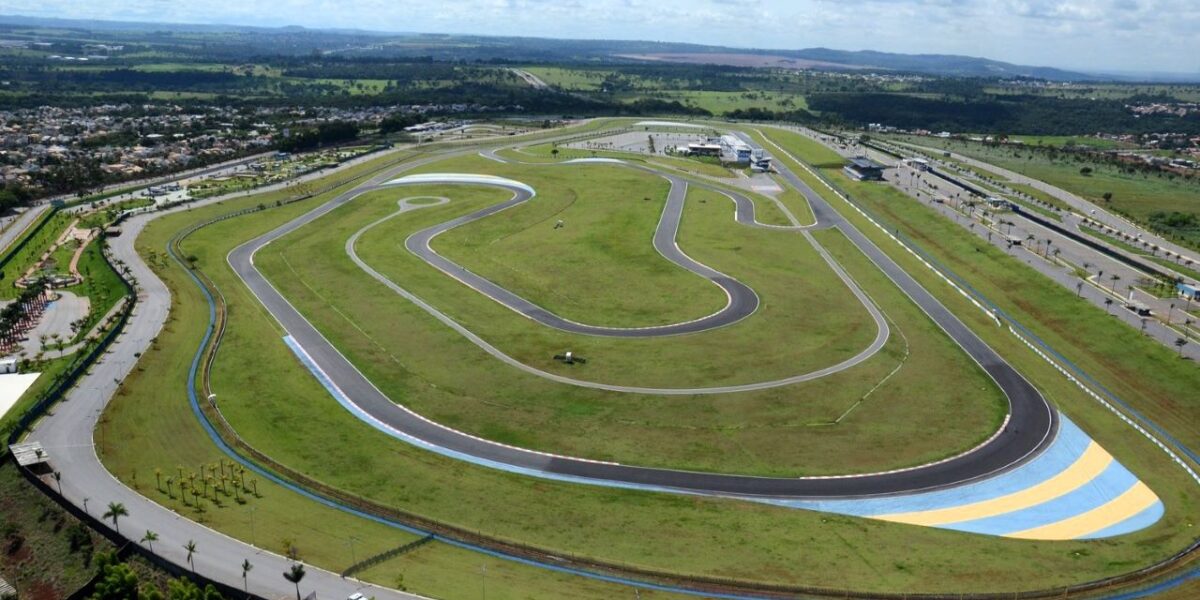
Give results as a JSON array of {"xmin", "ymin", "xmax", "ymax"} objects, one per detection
[
  {"xmin": 228, "ymin": 131, "xmax": 1057, "ymax": 498},
  {"xmin": 399, "ymin": 171, "xmax": 760, "ymax": 337}
]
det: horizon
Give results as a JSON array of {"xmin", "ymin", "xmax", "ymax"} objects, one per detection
[{"xmin": 3, "ymin": 0, "xmax": 1198, "ymax": 76}]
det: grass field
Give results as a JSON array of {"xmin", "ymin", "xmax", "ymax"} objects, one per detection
[
  {"xmin": 505, "ymin": 140, "xmax": 813, "ymax": 227},
  {"xmin": 99, "ymin": 161, "xmax": 687, "ymax": 600},
  {"xmin": 509, "ymin": 141, "xmax": 737, "ymax": 179},
  {"xmin": 433, "ymin": 163, "xmax": 726, "ymax": 327},
  {"xmin": 0, "ymin": 211, "xmax": 72, "ymax": 300},
  {"xmin": 253, "ymin": 150, "xmax": 1013, "ymax": 473},
  {"xmin": 518, "ymin": 67, "xmax": 808, "ymax": 117},
  {"xmin": 109, "ymin": 192, "xmax": 1196, "ymax": 595},
  {"xmin": 92, "ymin": 120, "xmax": 1200, "ymax": 598},
  {"xmin": 650, "ymin": 90, "xmax": 808, "ymax": 115},
  {"xmin": 761, "ymin": 121, "xmax": 1200, "ymax": 463},
  {"xmin": 1004, "ymin": 135, "xmax": 1137, "ymax": 150}
]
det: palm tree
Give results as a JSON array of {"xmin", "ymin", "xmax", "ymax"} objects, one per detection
[
  {"xmin": 242, "ymin": 559, "xmax": 253, "ymax": 593},
  {"xmin": 1104, "ymin": 298, "xmax": 1114, "ymax": 313},
  {"xmin": 103, "ymin": 502, "xmax": 128, "ymax": 533},
  {"xmin": 283, "ymin": 563, "xmax": 306, "ymax": 600},
  {"xmin": 184, "ymin": 540, "xmax": 197, "ymax": 572},
  {"xmin": 141, "ymin": 530, "xmax": 158, "ymax": 553},
  {"xmin": 53, "ymin": 471, "xmax": 62, "ymax": 494},
  {"xmin": 1176, "ymin": 338, "xmax": 1189, "ymax": 357},
  {"xmin": 1110, "ymin": 274, "xmax": 1121, "ymax": 294}
]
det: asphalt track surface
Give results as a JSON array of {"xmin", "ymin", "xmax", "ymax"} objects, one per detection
[
  {"xmin": 29, "ymin": 145, "xmax": 434, "ymax": 600},
  {"xmin": 230, "ymin": 132, "xmax": 1058, "ymax": 499},
  {"xmin": 345, "ymin": 171, "xmax": 889, "ymax": 395},
  {"xmin": 403, "ymin": 173, "xmax": 757, "ymax": 337}
]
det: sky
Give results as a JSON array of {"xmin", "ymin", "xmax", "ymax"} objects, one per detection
[{"xmin": 7, "ymin": 0, "xmax": 1199, "ymax": 75}]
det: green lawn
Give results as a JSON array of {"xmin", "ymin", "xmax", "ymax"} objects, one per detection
[
  {"xmin": 1007, "ymin": 135, "xmax": 1137, "ymax": 150},
  {"xmin": 765, "ymin": 121, "xmax": 1200, "ymax": 463},
  {"xmin": 0, "ymin": 211, "xmax": 72, "ymax": 300},
  {"xmin": 510, "ymin": 141, "xmax": 737, "ymax": 179},
  {"xmin": 648, "ymin": 90, "xmax": 808, "ymax": 115},
  {"xmin": 91, "ymin": 120, "xmax": 1200, "ymax": 598},
  {"xmin": 432, "ymin": 163, "xmax": 723, "ymax": 327},
  {"xmin": 269, "ymin": 166, "xmax": 1007, "ymax": 471}
]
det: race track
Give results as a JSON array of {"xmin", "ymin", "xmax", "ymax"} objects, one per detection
[{"xmin": 228, "ymin": 134, "xmax": 1060, "ymax": 499}]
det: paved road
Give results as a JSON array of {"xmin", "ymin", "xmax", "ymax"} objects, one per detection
[
  {"xmin": 899, "ymin": 141, "xmax": 1200, "ymax": 270},
  {"xmin": 29, "ymin": 148, "xmax": 432, "ymax": 600},
  {"xmin": 19, "ymin": 126, "xmax": 646, "ymax": 598},
  {"xmin": 890, "ymin": 163, "xmax": 1200, "ymax": 361},
  {"xmin": 229, "ymin": 131, "xmax": 1057, "ymax": 499},
  {"xmin": 510, "ymin": 68, "xmax": 550, "ymax": 90},
  {"xmin": 0, "ymin": 204, "xmax": 50, "ymax": 254},
  {"xmin": 19, "ymin": 122, "xmax": 1055, "ymax": 600}
]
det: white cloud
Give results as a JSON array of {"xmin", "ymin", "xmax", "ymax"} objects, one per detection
[{"xmin": 3, "ymin": 0, "xmax": 1197, "ymax": 73}]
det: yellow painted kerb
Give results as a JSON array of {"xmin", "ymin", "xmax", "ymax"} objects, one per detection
[
  {"xmin": 877, "ymin": 442, "xmax": 1112, "ymax": 527},
  {"xmin": 1007, "ymin": 481, "xmax": 1159, "ymax": 540}
]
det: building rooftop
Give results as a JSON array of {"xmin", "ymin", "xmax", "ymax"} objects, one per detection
[
  {"xmin": 9, "ymin": 441, "xmax": 49, "ymax": 466},
  {"xmin": 848, "ymin": 156, "xmax": 886, "ymax": 170}
]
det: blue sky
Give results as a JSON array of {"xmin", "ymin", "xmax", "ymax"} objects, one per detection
[{"xmin": 7, "ymin": 0, "xmax": 1199, "ymax": 74}]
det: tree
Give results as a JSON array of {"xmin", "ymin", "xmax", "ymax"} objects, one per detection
[
  {"xmin": 102, "ymin": 502, "xmax": 128, "ymax": 534},
  {"xmin": 184, "ymin": 539, "xmax": 198, "ymax": 572},
  {"xmin": 283, "ymin": 563, "xmax": 306, "ymax": 600},
  {"xmin": 1104, "ymin": 298, "xmax": 1114, "ymax": 313},
  {"xmin": 164, "ymin": 576, "xmax": 225, "ymax": 600},
  {"xmin": 90, "ymin": 551, "xmax": 139, "ymax": 600},
  {"xmin": 1110, "ymin": 273, "xmax": 1121, "ymax": 294},
  {"xmin": 1102, "ymin": 191, "xmax": 1113, "ymax": 203},
  {"xmin": 141, "ymin": 529, "xmax": 159, "ymax": 553},
  {"xmin": 1176, "ymin": 337, "xmax": 1189, "ymax": 357},
  {"xmin": 53, "ymin": 470, "xmax": 62, "ymax": 494},
  {"xmin": 241, "ymin": 559, "xmax": 254, "ymax": 593}
]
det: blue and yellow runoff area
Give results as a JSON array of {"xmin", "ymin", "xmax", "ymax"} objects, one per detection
[
  {"xmin": 774, "ymin": 416, "xmax": 1162, "ymax": 540},
  {"xmin": 285, "ymin": 327, "xmax": 1159, "ymax": 541}
]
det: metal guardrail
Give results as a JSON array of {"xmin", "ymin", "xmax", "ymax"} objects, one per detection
[{"xmin": 342, "ymin": 535, "xmax": 435, "ymax": 579}]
